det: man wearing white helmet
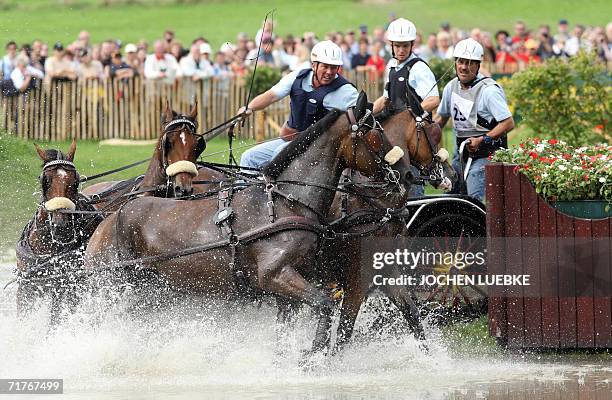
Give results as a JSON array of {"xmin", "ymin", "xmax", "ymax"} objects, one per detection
[
  {"xmin": 435, "ymin": 38, "xmax": 515, "ymax": 201},
  {"xmin": 373, "ymin": 18, "xmax": 440, "ymax": 197},
  {"xmin": 372, "ymin": 18, "xmax": 440, "ymax": 115},
  {"xmin": 238, "ymin": 40, "xmax": 358, "ymax": 169}
]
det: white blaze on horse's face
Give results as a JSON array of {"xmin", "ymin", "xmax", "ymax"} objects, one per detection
[
  {"xmin": 56, "ymin": 168, "xmax": 67, "ymax": 178},
  {"xmin": 180, "ymin": 132, "xmax": 186, "ymax": 145}
]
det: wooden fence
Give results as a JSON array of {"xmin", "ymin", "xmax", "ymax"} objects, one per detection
[{"xmin": 0, "ymin": 69, "xmax": 383, "ymax": 141}]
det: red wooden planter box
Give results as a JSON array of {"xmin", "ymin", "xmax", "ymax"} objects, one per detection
[{"xmin": 486, "ymin": 163, "xmax": 612, "ymax": 349}]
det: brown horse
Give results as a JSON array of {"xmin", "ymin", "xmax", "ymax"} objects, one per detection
[
  {"xmin": 15, "ymin": 139, "xmax": 101, "ymax": 321},
  {"xmin": 82, "ymin": 101, "xmax": 205, "ymax": 208},
  {"xmin": 311, "ymin": 107, "xmax": 458, "ymax": 351},
  {"xmin": 85, "ymin": 99, "xmax": 414, "ymax": 352}
]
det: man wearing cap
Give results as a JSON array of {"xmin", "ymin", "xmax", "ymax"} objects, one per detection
[
  {"xmin": 372, "ymin": 18, "xmax": 440, "ymax": 197},
  {"xmin": 434, "ymin": 38, "xmax": 515, "ymax": 201},
  {"xmin": 238, "ymin": 40, "xmax": 358, "ymax": 170},
  {"xmin": 44, "ymin": 42, "xmax": 77, "ymax": 85},
  {"xmin": 76, "ymin": 48, "xmax": 103, "ymax": 80}
]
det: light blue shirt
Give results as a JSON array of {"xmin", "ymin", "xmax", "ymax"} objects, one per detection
[
  {"xmin": 2, "ymin": 55, "xmax": 15, "ymax": 78},
  {"xmin": 383, "ymin": 53, "xmax": 439, "ymax": 100},
  {"xmin": 271, "ymin": 69, "xmax": 358, "ymax": 111},
  {"xmin": 438, "ymin": 74, "xmax": 512, "ymax": 131}
]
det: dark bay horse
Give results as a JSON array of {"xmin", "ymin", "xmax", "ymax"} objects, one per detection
[
  {"xmin": 15, "ymin": 139, "xmax": 102, "ymax": 320},
  {"xmin": 85, "ymin": 101, "xmax": 414, "ymax": 352},
  {"xmin": 316, "ymin": 107, "xmax": 459, "ymax": 350},
  {"xmin": 82, "ymin": 101, "xmax": 205, "ymax": 208}
]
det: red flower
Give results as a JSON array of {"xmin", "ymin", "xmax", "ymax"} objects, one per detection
[
  {"xmin": 562, "ymin": 153, "xmax": 571, "ymax": 160},
  {"xmin": 529, "ymin": 151, "xmax": 538, "ymax": 159},
  {"xmin": 539, "ymin": 156, "xmax": 549, "ymax": 163},
  {"xmin": 583, "ymin": 175, "xmax": 589, "ymax": 181},
  {"xmin": 548, "ymin": 139, "xmax": 559, "ymax": 145},
  {"xmin": 533, "ymin": 138, "xmax": 540, "ymax": 144},
  {"xmin": 520, "ymin": 143, "xmax": 525, "ymax": 148},
  {"xmin": 549, "ymin": 158, "xmax": 557, "ymax": 164}
]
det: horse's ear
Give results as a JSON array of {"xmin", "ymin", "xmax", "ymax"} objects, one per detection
[
  {"xmin": 354, "ymin": 91, "xmax": 368, "ymax": 121},
  {"xmin": 163, "ymin": 99, "xmax": 173, "ymax": 125},
  {"xmin": 66, "ymin": 137, "xmax": 77, "ymax": 162},
  {"xmin": 34, "ymin": 143, "xmax": 46, "ymax": 161},
  {"xmin": 189, "ymin": 100, "xmax": 198, "ymax": 120}
]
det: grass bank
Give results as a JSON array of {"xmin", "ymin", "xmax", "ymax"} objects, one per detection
[{"xmin": 1, "ymin": 0, "xmax": 609, "ymax": 48}]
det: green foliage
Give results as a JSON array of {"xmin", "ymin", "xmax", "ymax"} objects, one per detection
[
  {"xmin": 504, "ymin": 52, "xmax": 611, "ymax": 146},
  {"xmin": 247, "ymin": 66, "xmax": 282, "ymax": 98},
  {"xmin": 428, "ymin": 58, "xmax": 455, "ymax": 96}
]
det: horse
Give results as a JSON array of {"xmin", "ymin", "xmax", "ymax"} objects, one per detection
[
  {"xmin": 81, "ymin": 100, "xmax": 205, "ymax": 209},
  {"xmin": 312, "ymin": 106, "xmax": 459, "ymax": 351},
  {"xmin": 15, "ymin": 139, "xmax": 102, "ymax": 322},
  {"xmin": 84, "ymin": 95, "xmax": 414, "ymax": 353}
]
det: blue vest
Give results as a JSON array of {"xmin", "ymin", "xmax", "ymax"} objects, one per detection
[{"xmin": 287, "ymin": 69, "xmax": 351, "ymax": 132}]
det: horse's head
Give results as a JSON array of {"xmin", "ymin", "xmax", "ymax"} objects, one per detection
[
  {"xmin": 35, "ymin": 138, "xmax": 80, "ymax": 236},
  {"xmin": 159, "ymin": 100, "xmax": 205, "ymax": 197},
  {"xmin": 382, "ymin": 109, "xmax": 457, "ymax": 191},
  {"xmin": 338, "ymin": 92, "xmax": 413, "ymax": 193}
]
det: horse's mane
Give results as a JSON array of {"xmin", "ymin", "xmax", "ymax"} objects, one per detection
[
  {"xmin": 373, "ymin": 105, "xmax": 403, "ymax": 124},
  {"xmin": 262, "ymin": 109, "xmax": 343, "ymax": 179},
  {"xmin": 40, "ymin": 149, "xmax": 68, "ymax": 166}
]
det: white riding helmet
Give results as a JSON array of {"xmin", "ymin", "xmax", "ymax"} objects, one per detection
[
  {"xmin": 310, "ymin": 40, "xmax": 343, "ymax": 66},
  {"xmin": 453, "ymin": 38, "xmax": 484, "ymax": 61},
  {"xmin": 386, "ymin": 18, "xmax": 417, "ymax": 42}
]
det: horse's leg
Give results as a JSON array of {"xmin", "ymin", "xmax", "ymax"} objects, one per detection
[
  {"xmin": 16, "ymin": 282, "xmax": 39, "ymax": 319},
  {"xmin": 335, "ymin": 285, "xmax": 364, "ymax": 351},
  {"xmin": 385, "ymin": 277, "xmax": 426, "ymax": 342}
]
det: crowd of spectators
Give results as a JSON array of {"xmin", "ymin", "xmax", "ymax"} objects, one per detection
[{"xmin": 1, "ymin": 17, "xmax": 611, "ymax": 95}]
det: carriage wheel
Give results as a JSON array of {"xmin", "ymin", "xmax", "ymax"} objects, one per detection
[{"xmin": 407, "ymin": 213, "xmax": 487, "ymax": 324}]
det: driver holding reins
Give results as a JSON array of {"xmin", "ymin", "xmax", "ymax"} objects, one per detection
[
  {"xmin": 434, "ymin": 38, "xmax": 515, "ymax": 202},
  {"xmin": 238, "ymin": 40, "xmax": 358, "ymax": 170},
  {"xmin": 372, "ymin": 18, "xmax": 440, "ymax": 196}
]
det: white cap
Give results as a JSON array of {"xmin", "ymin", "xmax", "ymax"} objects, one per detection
[
  {"xmin": 220, "ymin": 42, "xmax": 235, "ymax": 53},
  {"xmin": 125, "ymin": 43, "xmax": 137, "ymax": 53},
  {"xmin": 386, "ymin": 18, "xmax": 417, "ymax": 42},
  {"xmin": 199, "ymin": 43, "xmax": 212, "ymax": 54},
  {"xmin": 452, "ymin": 38, "xmax": 484, "ymax": 61},
  {"xmin": 310, "ymin": 40, "xmax": 343, "ymax": 66}
]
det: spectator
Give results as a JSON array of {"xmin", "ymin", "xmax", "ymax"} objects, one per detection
[
  {"xmin": 170, "ymin": 41, "xmax": 185, "ymax": 62},
  {"xmin": 77, "ymin": 30, "xmax": 91, "ymax": 50},
  {"xmin": 1, "ymin": 41, "xmax": 18, "ymax": 79},
  {"xmin": 516, "ymin": 39, "xmax": 541, "ymax": 66},
  {"xmin": 351, "ymin": 38, "xmax": 370, "ymax": 69},
  {"xmin": 231, "ymin": 48, "xmax": 248, "ymax": 76},
  {"xmin": 495, "ymin": 30, "xmax": 516, "ymax": 69},
  {"xmin": 291, "ymin": 44, "xmax": 311, "ymax": 71},
  {"xmin": 273, "ymin": 35, "xmax": 298, "ymax": 71},
  {"xmin": 536, "ymin": 25, "xmax": 555, "ymax": 59},
  {"xmin": 435, "ymin": 31, "xmax": 453, "ymax": 59},
  {"xmin": 124, "ymin": 44, "xmax": 142, "ymax": 76},
  {"xmin": 198, "ymin": 42, "xmax": 215, "ymax": 74},
  {"xmin": 10, "ymin": 55, "xmax": 43, "ymax": 94},
  {"xmin": 144, "ymin": 39, "xmax": 178, "ymax": 84},
  {"xmin": 77, "ymin": 48, "xmax": 103, "ymax": 80},
  {"xmin": 412, "ymin": 32, "xmax": 423, "ymax": 56},
  {"xmin": 179, "ymin": 43, "xmax": 210, "ymax": 81},
  {"xmin": 163, "ymin": 29, "xmax": 175, "ymax": 52},
  {"xmin": 212, "ymin": 51, "xmax": 231, "ymax": 78},
  {"xmin": 245, "ymin": 38, "xmax": 275, "ymax": 67},
  {"xmin": 481, "ymin": 32, "xmax": 497, "ymax": 63},
  {"xmin": 591, "ymin": 26, "xmax": 612, "ymax": 61},
  {"xmin": 418, "ymin": 33, "xmax": 437, "ymax": 62},
  {"xmin": 566, "ymin": 24, "xmax": 588, "ymax": 56},
  {"xmin": 255, "ymin": 19, "xmax": 275, "ymax": 45},
  {"xmin": 554, "ymin": 19, "xmax": 570, "ymax": 43},
  {"xmin": 552, "ymin": 37, "xmax": 570, "ymax": 58},
  {"xmin": 100, "ymin": 40, "xmax": 114, "ymax": 67},
  {"xmin": 512, "ymin": 20, "xmax": 529, "ymax": 44},
  {"xmin": 366, "ymin": 41, "xmax": 385, "ymax": 78},
  {"xmin": 440, "ymin": 21, "xmax": 451, "ymax": 33},
  {"xmin": 106, "ymin": 52, "xmax": 134, "ymax": 80},
  {"xmin": 44, "ymin": 42, "xmax": 77, "ymax": 84},
  {"xmin": 344, "ymin": 30, "xmax": 356, "ymax": 56}
]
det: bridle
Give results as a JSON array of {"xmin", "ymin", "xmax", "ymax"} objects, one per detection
[
  {"xmin": 345, "ymin": 107, "xmax": 406, "ymax": 196},
  {"xmin": 160, "ymin": 117, "xmax": 205, "ymax": 194},
  {"xmin": 37, "ymin": 159, "xmax": 81, "ymax": 246}
]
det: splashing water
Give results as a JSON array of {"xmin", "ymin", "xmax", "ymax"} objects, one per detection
[{"xmin": 1, "ymin": 265, "xmax": 610, "ymax": 399}]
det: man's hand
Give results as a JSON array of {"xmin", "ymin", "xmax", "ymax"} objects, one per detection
[
  {"xmin": 237, "ymin": 106, "xmax": 253, "ymax": 120},
  {"xmin": 467, "ymin": 136, "xmax": 483, "ymax": 152}
]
